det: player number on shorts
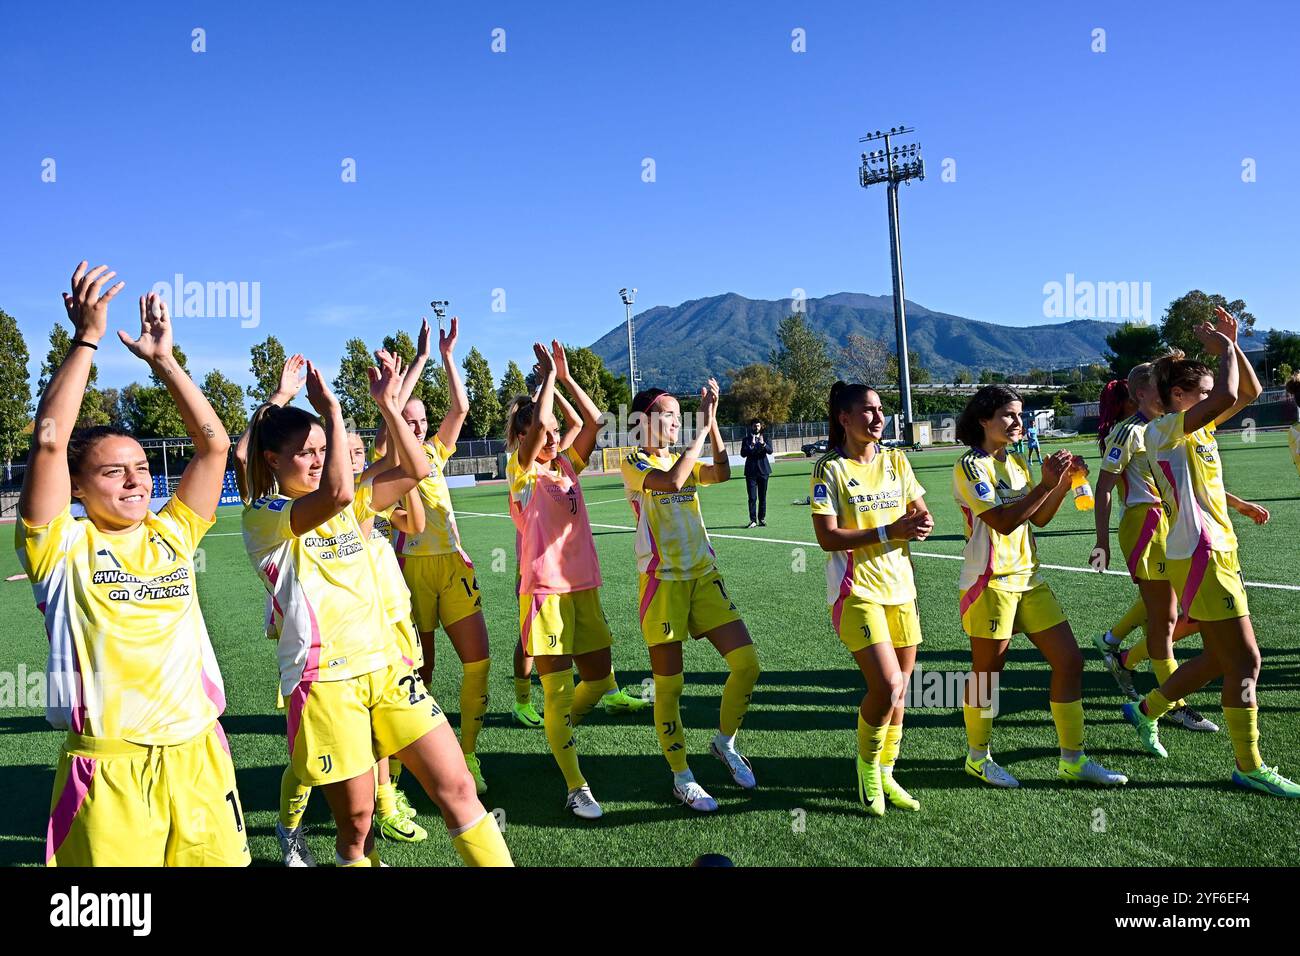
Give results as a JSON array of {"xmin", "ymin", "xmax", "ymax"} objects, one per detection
[
  {"xmin": 713, "ymin": 579, "xmax": 729, "ymax": 601},
  {"xmin": 461, "ymin": 576, "xmax": 479, "ymax": 598},
  {"xmin": 399, "ymin": 673, "xmax": 427, "ymax": 706},
  {"xmin": 225, "ymin": 791, "xmax": 244, "ymax": 832}
]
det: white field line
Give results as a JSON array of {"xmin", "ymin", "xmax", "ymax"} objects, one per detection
[{"xmin": 453, "ymin": 510, "xmax": 1300, "ymax": 594}]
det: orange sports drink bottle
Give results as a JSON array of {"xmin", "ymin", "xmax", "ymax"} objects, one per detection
[{"xmin": 1071, "ymin": 471, "xmax": 1095, "ymax": 511}]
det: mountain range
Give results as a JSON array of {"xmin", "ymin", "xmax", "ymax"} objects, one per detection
[{"xmin": 588, "ymin": 292, "xmax": 1119, "ymax": 391}]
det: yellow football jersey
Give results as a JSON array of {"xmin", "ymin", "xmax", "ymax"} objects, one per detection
[
  {"xmin": 396, "ymin": 437, "xmax": 465, "ymax": 558},
  {"xmin": 1099, "ymin": 413, "xmax": 1161, "ymax": 513},
  {"xmin": 952, "ymin": 448, "xmax": 1043, "ymax": 592},
  {"xmin": 1145, "ymin": 412, "xmax": 1237, "ymax": 558},
  {"xmin": 353, "ymin": 477, "xmax": 412, "ymax": 627},
  {"xmin": 243, "ymin": 495, "xmax": 396, "ymax": 697},
  {"xmin": 621, "ymin": 449, "xmax": 719, "ymax": 581},
  {"xmin": 809, "ymin": 446, "xmax": 925, "ymax": 605},
  {"xmin": 16, "ymin": 498, "xmax": 226, "ymax": 746}
]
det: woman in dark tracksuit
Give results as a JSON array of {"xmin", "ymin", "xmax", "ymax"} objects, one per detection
[{"xmin": 742, "ymin": 419, "xmax": 773, "ymax": 527}]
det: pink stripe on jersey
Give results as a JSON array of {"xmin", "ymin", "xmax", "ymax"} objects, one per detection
[
  {"xmin": 639, "ymin": 576, "xmax": 661, "ymax": 624},
  {"xmin": 46, "ymin": 755, "xmax": 96, "ymax": 863},
  {"xmin": 1179, "ymin": 539, "xmax": 1212, "ymax": 617},
  {"xmin": 213, "ymin": 721, "xmax": 232, "ymax": 756},
  {"xmin": 830, "ymin": 553, "xmax": 855, "ymax": 633},
  {"xmin": 1126, "ymin": 505, "xmax": 1161, "ymax": 583},
  {"xmin": 286, "ymin": 680, "xmax": 312, "ymax": 759},
  {"xmin": 201, "ymin": 669, "xmax": 227, "ymax": 715},
  {"xmin": 958, "ymin": 507, "xmax": 995, "ymax": 617}
]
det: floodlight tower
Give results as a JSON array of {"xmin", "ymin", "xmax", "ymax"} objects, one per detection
[
  {"xmin": 620, "ymin": 287, "xmax": 640, "ymax": 387},
  {"xmin": 859, "ymin": 126, "xmax": 925, "ymax": 443},
  {"xmin": 429, "ymin": 299, "xmax": 449, "ymax": 330}
]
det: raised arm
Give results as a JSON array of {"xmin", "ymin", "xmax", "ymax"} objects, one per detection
[
  {"xmin": 641, "ymin": 385, "xmax": 715, "ymax": 493},
  {"xmin": 551, "ymin": 340, "xmax": 602, "ymax": 464},
  {"xmin": 436, "ymin": 317, "xmax": 469, "ymax": 450},
  {"xmin": 554, "ymin": 388, "xmax": 581, "ymax": 453},
  {"xmin": 19, "ymin": 262, "xmax": 125, "ymax": 525},
  {"xmin": 1184, "ymin": 325, "xmax": 1237, "ymax": 435},
  {"xmin": 518, "ymin": 344, "xmax": 557, "ymax": 469},
  {"xmin": 367, "ymin": 351, "xmax": 432, "ymax": 512},
  {"xmin": 697, "ymin": 378, "xmax": 731, "ymax": 484},
  {"xmin": 288, "ymin": 363, "xmax": 354, "ymax": 535},
  {"xmin": 120, "ymin": 294, "xmax": 231, "ymax": 518},
  {"xmin": 398, "ymin": 318, "xmax": 432, "ymax": 408},
  {"xmin": 235, "ymin": 354, "xmax": 304, "ymax": 501},
  {"xmin": 1211, "ymin": 307, "xmax": 1259, "ymax": 426}
]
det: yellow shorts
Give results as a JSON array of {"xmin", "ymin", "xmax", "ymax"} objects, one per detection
[
  {"xmin": 638, "ymin": 569, "xmax": 742, "ymax": 646},
  {"xmin": 1168, "ymin": 548, "xmax": 1248, "ymax": 623},
  {"xmin": 47, "ymin": 724, "xmax": 250, "ymax": 867},
  {"xmin": 400, "ymin": 551, "xmax": 482, "ymax": 634},
  {"xmin": 287, "ymin": 661, "xmax": 447, "ymax": 786},
  {"xmin": 960, "ymin": 581, "xmax": 1066, "ymax": 640},
  {"xmin": 520, "ymin": 588, "xmax": 614, "ymax": 657},
  {"xmin": 1118, "ymin": 505, "xmax": 1168, "ymax": 582},
  {"xmin": 833, "ymin": 596, "xmax": 923, "ymax": 653}
]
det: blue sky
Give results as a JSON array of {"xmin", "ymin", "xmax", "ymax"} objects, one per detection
[{"xmin": 3, "ymin": 1, "xmax": 1296, "ymax": 394}]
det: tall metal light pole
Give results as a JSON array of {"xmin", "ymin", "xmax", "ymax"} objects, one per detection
[
  {"xmin": 429, "ymin": 299, "xmax": 449, "ymax": 330},
  {"xmin": 860, "ymin": 126, "xmax": 924, "ymax": 443},
  {"xmin": 620, "ymin": 287, "xmax": 639, "ymax": 388}
]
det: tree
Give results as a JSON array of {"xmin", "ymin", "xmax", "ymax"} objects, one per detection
[
  {"xmin": 332, "ymin": 338, "xmax": 380, "ymax": 429},
  {"xmin": 1263, "ymin": 329, "xmax": 1300, "ymax": 382},
  {"xmin": 421, "ymin": 364, "xmax": 450, "ymax": 422},
  {"xmin": 772, "ymin": 314, "xmax": 836, "ymax": 421},
  {"xmin": 497, "ymin": 360, "xmax": 529, "ymax": 410},
  {"xmin": 725, "ymin": 363, "xmax": 795, "ymax": 424},
  {"xmin": 979, "ymin": 369, "xmax": 1007, "ymax": 385},
  {"xmin": 0, "ymin": 309, "xmax": 32, "ymax": 472},
  {"xmin": 1103, "ymin": 322, "xmax": 1163, "ymax": 380},
  {"xmin": 248, "ymin": 334, "xmax": 287, "ymax": 403},
  {"xmin": 38, "ymin": 321, "xmax": 110, "ymax": 428},
  {"xmin": 201, "ymin": 369, "xmax": 249, "ymax": 433},
  {"xmin": 119, "ymin": 382, "xmax": 184, "ymax": 438},
  {"xmin": 884, "ymin": 348, "xmax": 931, "ymax": 385},
  {"xmin": 953, "ymin": 369, "xmax": 973, "ymax": 385},
  {"xmin": 462, "ymin": 347, "xmax": 501, "ymax": 439},
  {"xmin": 99, "ymin": 387, "xmax": 127, "ymax": 429},
  {"xmin": 1160, "ymin": 291, "xmax": 1255, "ymax": 364},
  {"xmin": 837, "ymin": 332, "xmax": 890, "ymax": 386}
]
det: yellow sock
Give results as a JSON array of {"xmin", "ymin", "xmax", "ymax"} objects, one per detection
[
  {"xmin": 1049, "ymin": 699, "xmax": 1085, "ymax": 754},
  {"xmin": 376, "ymin": 781, "xmax": 397, "ymax": 819},
  {"xmin": 513, "ymin": 677, "xmax": 532, "ymax": 707},
  {"xmin": 571, "ymin": 671, "xmax": 615, "ymax": 726},
  {"xmin": 1222, "ymin": 707, "xmax": 1262, "ymax": 772},
  {"xmin": 881, "ymin": 723, "xmax": 904, "ymax": 768},
  {"xmin": 366, "ymin": 848, "xmax": 382, "ymax": 867},
  {"xmin": 963, "ymin": 704, "xmax": 993, "ymax": 754},
  {"xmin": 1124, "ymin": 635, "xmax": 1150, "ymax": 670},
  {"xmin": 459, "ymin": 658, "xmax": 490, "ymax": 754},
  {"xmin": 1112, "ymin": 597, "xmax": 1147, "ymax": 641},
  {"xmin": 387, "ymin": 757, "xmax": 402, "ymax": 786},
  {"xmin": 540, "ymin": 670, "xmax": 585, "ymax": 790},
  {"xmin": 653, "ymin": 672, "xmax": 689, "ymax": 773},
  {"xmin": 279, "ymin": 765, "xmax": 312, "ymax": 831},
  {"xmin": 1142, "ymin": 688, "xmax": 1175, "ymax": 721},
  {"xmin": 450, "ymin": 812, "xmax": 514, "ymax": 867},
  {"xmin": 1150, "ymin": 658, "xmax": 1186, "ymax": 709},
  {"xmin": 856, "ymin": 711, "xmax": 888, "ymax": 764},
  {"xmin": 719, "ymin": 644, "xmax": 760, "ymax": 736}
]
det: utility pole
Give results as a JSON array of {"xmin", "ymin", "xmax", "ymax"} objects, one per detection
[
  {"xmin": 860, "ymin": 126, "xmax": 925, "ymax": 443},
  {"xmin": 620, "ymin": 287, "xmax": 639, "ymax": 388}
]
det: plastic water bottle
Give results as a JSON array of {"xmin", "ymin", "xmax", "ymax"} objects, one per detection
[{"xmin": 1071, "ymin": 471, "xmax": 1095, "ymax": 511}]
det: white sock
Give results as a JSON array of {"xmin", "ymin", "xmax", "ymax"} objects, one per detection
[
  {"xmin": 673, "ymin": 769, "xmax": 696, "ymax": 789},
  {"xmin": 968, "ymin": 747, "xmax": 990, "ymax": 763},
  {"xmin": 1061, "ymin": 749, "xmax": 1084, "ymax": 763},
  {"xmin": 334, "ymin": 850, "xmax": 366, "ymax": 866},
  {"xmin": 713, "ymin": 731, "xmax": 736, "ymax": 751}
]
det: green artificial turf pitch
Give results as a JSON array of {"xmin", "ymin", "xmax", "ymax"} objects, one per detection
[{"xmin": 2, "ymin": 433, "xmax": 1297, "ymax": 867}]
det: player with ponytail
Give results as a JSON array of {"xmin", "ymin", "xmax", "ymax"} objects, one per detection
[{"xmin": 810, "ymin": 381, "xmax": 932, "ymax": 815}]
